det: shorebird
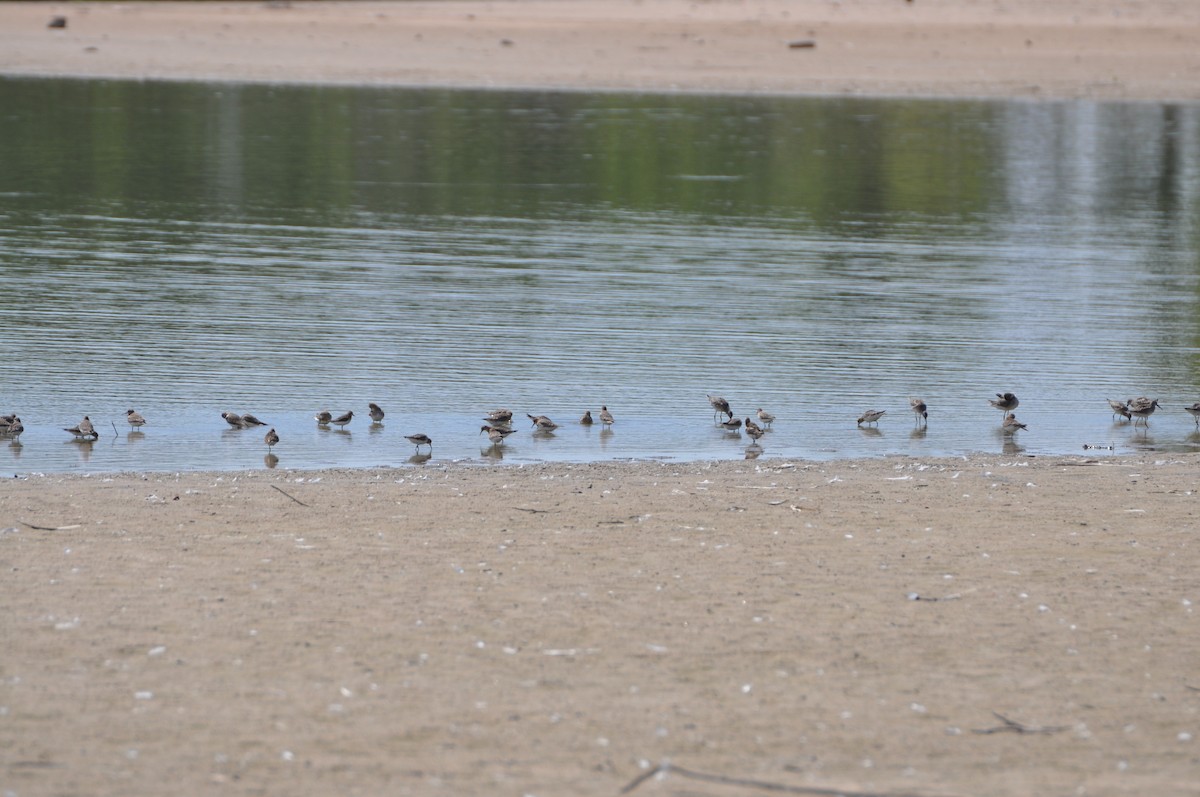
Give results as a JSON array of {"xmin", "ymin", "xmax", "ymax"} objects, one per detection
[
  {"xmin": 708, "ymin": 394, "xmax": 733, "ymax": 421},
  {"xmin": 527, "ymin": 413, "xmax": 559, "ymax": 431},
  {"xmin": 330, "ymin": 410, "xmax": 353, "ymax": 429},
  {"xmin": 1127, "ymin": 397, "xmax": 1161, "ymax": 425},
  {"xmin": 405, "ymin": 433, "xmax": 432, "ymax": 451},
  {"xmin": 909, "ymin": 397, "xmax": 928, "ymax": 426},
  {"xmin": 483, "ymin": 408, "xmax": 513, "ymax": 424},
  {"xmin": 756, "ymin": 408, "xmax": 775, "ymax": 427},
  {"xmin": 0, "ymin": 414, "xmax": 15, "ymax": 432},
  {"xmin": 857, "ymin": 409, "xmax": 886, "ymax": 426},
  {"xmin": 721, "ymin": 417, "xmax": 743, "ymax": 431},
  {"xmin": 314, "ymin": 410, "xmax": 333, "ymax": 424},
  {"xmin": 579, "ymin": 410, "xmax": 594, "ymax": 425},
  {"xmin": 988, "ymin": 392, "xmax": 1019, "ymax": 414},
  {"xmin": 480, "ymin": 425, "xmax": 517, "ymax": 445},
  {"xmin": 65, "ymin": 416, "xmax": 97, "ymax": 439},
  {"xmin": 368, "ymin": 403, "xmax": 385, "ymax": 423},
  {"xmin": 1185, "ymin": 402, "xmax": 1200, "ymax": 425},
  {"xmin": 599, "ymin": 405, "xmax": 614, "ymax": 425},
  {"xmin": 126, "ymin": 409, "xmax": 147, "ymax": 430},
  {"xmin": 1107, "ymin": 399, "xmax": 1132, "ymax": 421},
  {"xmin": 240, "ymin": 413, "xmax": 267, "ymax": 427},
  {"xmin": 3, "ymin": 417, "xmax": 22, "ymax": 439},
  {"xmin": 1001, "ymin": 413, "xmax": 1028, "ymax": 434},
  {"xmin": 744, "ymin": 418, "xmax": 764, "ymax": 444},
  {"xmin": 222, "ymin": 411, "xmax": 244, "ymax": 428},
  {"xmin": 264, "ymin": 428, "xmax": 279, "ymax": 450}
]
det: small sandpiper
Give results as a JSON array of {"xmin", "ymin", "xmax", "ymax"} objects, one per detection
[
  {"xmin": 858, "ymin": 409, "xmax": 886, "ymax": 427},
  {"xmin": 1127, "ymin": 397, "xmax": 1161, "ymax": 425},
  {"xmin": 264, "ymin": 428, "xmax": 279, "ymax": 450},
  {"xmin": 368, "ymin": 403, "xmax": 385, "ymax": 423},
  {"xmin": 909, "ymin": 397, "xmax": 928, "ymax": 426},
  {"xmin": 480, "ymin": 425, "xmax": 517, "ymax": 445},
  {"xmin": 1106, "ymin": 399, "xmax": 1131, "ymax": 421},
  {"xmin": 579, "ymin": 410, "xmax": 594, "ymax": 425},
  {"xmin": 405, "ymin": 433, "xmax": 432, "ymax": 451},
  {"xmin": 330, "ymin": 410, "xmax": 353, "ymax": 429},
  {"xmin": 1185, "ymin": 402, "xmax": 1200, "ymax": 425},
  {"xmin": 708, "ymin": 394, "xmax": 733, "ymax": 421},
  {"xmin": 721, "ymin": 417, "xmax": 743, "ymax": 431},
  {"xmin": 65, "ymin": 416, "xmax": 98, "ymax": 440},
  {"xmin": 314, "ymin": 410, "xmax": 333, "ymax": 424},
  {"xmin": 599, "ymin": 405, "xmax": 614, "ymax": 425},
  {"xmin": 3, "ymin": 417, "xmax": 22, "ymax": 439},
  {"xmin": 1001, "ymin": 413, "xmax": 1027, "ymax": 434},
  {"xmin": 125, "ymin": 409, "xmax": 147, "ymax": 430},
  {"xmin": 527, "ymin": 413, "xmax": 559, "ymax": 431},
  {"xmin": 484, "ymin": 408, "xmax": 513, "ymax": 424},
  {"xmin": 756, "ymin": 408, "xmax": 775, "ymax": 427},
  {"xmin": 744, "ymin": 418, "xmax": 764, "ymax": 444},
  {"xmin": 988, "ymin": 392, "xmax": 1019, "ymax": 414}
]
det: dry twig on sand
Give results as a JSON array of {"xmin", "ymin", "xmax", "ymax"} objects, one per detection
[
  {"xmin": 971, "ymin": 711, "xmax": 1072, "ymax": 735},
  {"xmin": 620, "ymin": 761, "xmax": 950, "ymax": 796},
  {"xmin": 269, "ymin": 484, "xmax": 308, "ymax": 507}
]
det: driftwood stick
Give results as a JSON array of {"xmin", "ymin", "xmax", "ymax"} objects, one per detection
[
  {"xmin": 270, "ymin": 484, "xmax": 309, "ymax": 507},
  {"xmin": 972, "ymin": 711, "xmax": 1071, "ymax": 735},
  {"xmin": 18, "ymin": 520, "xmax": 82, "ymax": 531},
  {"xmin": 620, "ymin": 761, "xmax": 949, "ymax": 797},
  {"xmin": 618, "ymin": 763, "xmax": 665, "ymax": 795}
]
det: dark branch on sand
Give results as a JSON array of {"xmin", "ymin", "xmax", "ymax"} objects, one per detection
[
  {"xmin": 972, "ymin": 711, "xmax": 1072, "ymax": 735},
  {"xmin": 270, "ymin": 484, "xmax": 309, "ymax": 507},
  {"xmin": 620, "ymin": 761, "xmax": 951, "ymax": 797}
]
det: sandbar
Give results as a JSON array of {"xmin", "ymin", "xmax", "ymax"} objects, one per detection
[
  {"xmin": 3, "ymin": 454, "xmax": 1199, "ymax": 794},
  {"xmin": 2, "ymin": 0, "xmax": 1200, "ymax": 100}
]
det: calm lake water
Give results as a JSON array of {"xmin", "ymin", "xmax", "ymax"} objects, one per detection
[{"xmin": 2, "ymin": 77, "xmax": 1200, "ymax": 473}]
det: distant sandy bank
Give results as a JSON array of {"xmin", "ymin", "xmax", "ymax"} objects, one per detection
[{"xmin": 2, "ymin": 0, "xmax": 1199, "ymax": 100}]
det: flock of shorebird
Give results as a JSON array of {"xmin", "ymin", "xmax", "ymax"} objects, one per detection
[{"xmin": 2, "ymin": 393, "xmax": 1197, "ymax": 457}]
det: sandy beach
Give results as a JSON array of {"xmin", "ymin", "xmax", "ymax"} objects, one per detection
[
  {"xmin": 3, "ymin": 455, "xmax": 1200, "ymax": 795},
  {"xmin": 4, "ymin": 2, "xmax": 1200, "ymax": 795},
  {"xmin": 2, "ymin": 0, "xmax": 1200, "ymax": 100}
]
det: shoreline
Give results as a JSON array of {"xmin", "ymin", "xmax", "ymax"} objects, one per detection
[
  {"xmin": 4, "ymin": 452, "xmax": 1200, "ymax": 794},
  {"xmin": 2, "ymin": 1, "xmax": 1200, "ymax": 102}
]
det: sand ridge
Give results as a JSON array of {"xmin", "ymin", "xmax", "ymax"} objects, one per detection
[{"xmin": 2, "ymin": 0, "xmax": 1199, "ymax": 100}]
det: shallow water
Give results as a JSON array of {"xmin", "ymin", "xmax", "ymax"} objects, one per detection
[{"xmin": 2, "ymin": 78, "xmax": 1200, "ymax": 473}]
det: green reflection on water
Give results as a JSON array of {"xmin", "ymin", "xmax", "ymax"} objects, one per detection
[{"xmin": 1, "ymin": 77, "xmax": 1007, "ymax": 228}]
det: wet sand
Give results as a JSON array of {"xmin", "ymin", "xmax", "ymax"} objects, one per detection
[
  {"xmin": 3, "ymin": 2, "xmax": 1200, "ymax": 794},
  {"xmin": 2, "ymin": 0, "xmax": 1200, "ymax": 100},
  {"xmin": 3, "ymin": 454, "xmax": 1199, "ymax": 795}
]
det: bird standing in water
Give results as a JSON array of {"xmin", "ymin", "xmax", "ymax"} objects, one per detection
[
  {"xmin": 1001, "ymin": 413, "xmax": 1027, "ymax": 434},
  {"xmin": 405, "ymin": 433, "xmax": 433, "ymax": 452},
  {"xmin": 909, "ymin": 398, "xmax": 928, "ymax": 426},
  {"xmin": 857, "ymin": 409, "xmax": 886, "ymax": 427},
  {"xmin": 480, "ymin": 425, "xmax": 516, "ymax": 445},
  {"xmin": 988, "ymin": 392, "xmax": 1019, "ymax": 414},
  {"xmin": 708, "ymin": 394, "xmax": 733, "ymax": 421}
]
